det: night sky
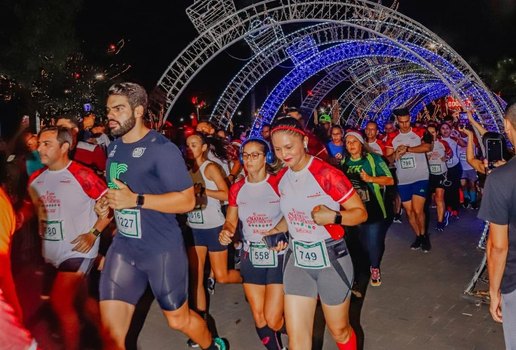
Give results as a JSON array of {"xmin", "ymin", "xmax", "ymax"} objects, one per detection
[
  {"xmin": 77, "ymin": 0, "xmax": 516, "ymax": 84},
  {"xmin": 2, "ymin": 0, "xmax": 516, "ymax": 134}
]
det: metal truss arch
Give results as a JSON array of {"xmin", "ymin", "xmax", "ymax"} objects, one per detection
[{"xmin": 154, "ymin": 0, "xmax": 502, "ymax": 133}]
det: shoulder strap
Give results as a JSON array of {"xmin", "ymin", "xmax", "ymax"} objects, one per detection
[{"xmin": 366, "ymin": 153, "xmax": 376, "ymax": 177}]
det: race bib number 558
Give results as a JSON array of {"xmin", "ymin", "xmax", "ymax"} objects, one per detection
[{"xmin": 115, "ymin": 209, "xmax": 142, "ymax": 239}]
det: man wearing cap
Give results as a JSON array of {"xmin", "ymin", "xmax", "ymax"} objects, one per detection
[{"xmin": 384, "ymin": 109, "xmax": 433, "ymax": 252}]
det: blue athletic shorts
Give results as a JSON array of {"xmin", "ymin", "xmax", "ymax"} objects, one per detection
[
  {"xmin": 58, "ymin": 257, "xmax": 95, "ymax": 274},
  {"xmin": 398, "ymin": 180, "xmax": 429, "ymax": 202},
  {"xmin": 99, "ymin": 238, "xmax": 188, "ymax": 311},
  {"xmin": 240, "ymin": 247, "xmax": 284, "ymax": 285},
  {"xmin": 190, "ymin": 226, "xmax": 227, "ymax": 252}
]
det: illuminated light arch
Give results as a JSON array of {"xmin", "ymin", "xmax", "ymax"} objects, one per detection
[
  {"xmin": 155, "ymin": 0, "xmax": 503, "ymax": 132},
  {"xmin": 252, "ymin": 39, "xmax": 470, "ymax": 134}
]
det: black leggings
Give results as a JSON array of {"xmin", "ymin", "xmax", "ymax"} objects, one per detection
[{"xmin": 444, "ymin": 163, "xmax": 462, "ymax": 211}]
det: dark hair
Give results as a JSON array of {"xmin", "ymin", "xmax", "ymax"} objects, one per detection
[
  {"xmin": 365, "ymin": 120, "xmax": 378, "ymax": 127},
  {"xmin": 505, "ymin": 101, "xmax": 516, "ymax": 129},
  {"xmin": 56, "ymin": 114, "xmax": 80, "ymax": 128},
  {"xmin": 108, "ymin": 82, "xmax": 148, "ymax": 113},
  {"xmin": 187, "ymin": 132, "xmax": 229, "ymax": 162},
  {"xmin": 39, "ymin": 126, "xmax": 73, "ymax": 147},
  {"xmin": 393, "ymin": 108, "xmax": 410, "ymax": 117}
]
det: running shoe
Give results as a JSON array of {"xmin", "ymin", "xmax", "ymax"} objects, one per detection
[
  {"xmin": 207, "ymin": 277, "xmax": 216, "ymax": 295},
  {"xmin": 443, "ymin": 211, "xmax": 450, "ymax": 227},
  {"xmin": 451, "ymin": 210, "xmax": 460, "ymax": 220},
  {"xmin": 435, "ymin": 221, "xmax": 445, "ymax": 232},
  {"xmin": 213, "ymin": 337, "xmax": 227, "ymax": 350},
  {"xmin": 410, "ymin": 236, "xmax": 422, "ymax": 250},
  {"xmin": 393, "ymin": 214, "xmax": 402, "ymax": 224},
  {"xmin": 187, "ymin": 339, "xmax": 200, "ymax": 348},
  {"xmin": 421, "ymin": 234, "xmax": 431, "ymax": 253},
  {"xmin": 370, "ymin": 267, "xmax": 382, "ymax": 287}
]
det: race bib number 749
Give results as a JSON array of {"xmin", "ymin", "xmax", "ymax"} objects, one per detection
[{"xmin": 293, "ymin": 240, "xmax": 330, "ymax": 269}]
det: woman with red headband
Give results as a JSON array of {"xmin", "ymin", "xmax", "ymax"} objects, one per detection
[{"xmin": 269, "ymin": 117, "xmax": 367, "ymax": 350}]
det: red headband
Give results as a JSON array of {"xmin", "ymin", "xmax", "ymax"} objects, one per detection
[{"xmin": 271, "ymin": 125, "xmax": 306, "ymax": 136}]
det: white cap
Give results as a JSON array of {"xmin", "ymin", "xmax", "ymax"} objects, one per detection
[{"xmin": 344, "ymin": 131, "xmax": 365, "ymax": 144}]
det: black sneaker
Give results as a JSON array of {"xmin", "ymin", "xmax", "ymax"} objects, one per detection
[
  {"xmin": 393, "ymin": 214, "xmax": 402, "ymax": 224},
  {"xmin": 410, "ymin": 236, "xmax": 422, "ymax": 250},
  {"xmin": 421, "ymin": 234, "xmax": 431, "ymax": 253}
]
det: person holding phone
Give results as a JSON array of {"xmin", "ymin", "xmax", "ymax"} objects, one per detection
[
  {"xmin": 219, "ymin": 138, "xmax": 285, "ymax": 350},
  {"xmin": 269, "ymin": 116, "xmax": 367, "ymax": 350},
  {"xmin": 478, "ymin": 101, "xmax": 516, "ymax": 349}
]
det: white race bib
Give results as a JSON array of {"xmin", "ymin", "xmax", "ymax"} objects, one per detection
[
  {"xmin": 400, "ymin": 156, "xmax": 416, "ymax": 169},
  {"xmin": 42, "ymin": 220, "xmax": 63, "ymax": 241},
  {"xmin": 430, "ymin": 164, "xmax": 442, "ymax": 174},
  {"xmin": 250, "ymin": 243, "xmax": 277, "ymax": 268},
  {"xmin": 187, "ymin": 209, "xmax": 204, "ymax": 224},
  {"xmin": 115, "ymin": 209, "xmax": 142, "ymax": 239},
  {"xmin": 293, "ymin": 240, "xmax": 330, "ymax": 269}
]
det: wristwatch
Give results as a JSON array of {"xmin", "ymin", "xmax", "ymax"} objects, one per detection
[
  {"xmin": 89, "ymin": 228, "xmax": 101, "ymax": 237},
  {"xmin": 334, "ymin": 211, "xmax": 342, "ymax": 225},
  {"xmin": 136, "ymin": 194, "xmax": 145, "ymax": 208}
]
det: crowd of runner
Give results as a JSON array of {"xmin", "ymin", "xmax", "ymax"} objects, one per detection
[{"xmin": 0, "ymin": 82, "xmax": 514, "ymax": 350}]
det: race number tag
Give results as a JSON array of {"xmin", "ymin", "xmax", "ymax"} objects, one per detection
[
  {"xmin": 42, "ymin": 220, "xmax": 64, "ymax": 241},
  {"xmin": 187, "ymin": 209, "xmax": 204, "ymax": 224},
  {"xmin": 115, "ymin": 209, "xmax": 142, "ymax": 239},
  {"xmin": 293, "ymin": 240, "xmax": 330, "ymax": 269},
  {"xmin": 400, "ymin": 156, "xmax": 416, "ymax": 169},
  {"xmin": 357, "ymin": 188, "xmax": 370, "ymax": 202},
  {"xmin": 430, "ymin": 164, "xmax": 442, "ymax": 174},
  {"xmin": 250, "ymin": 243, "xmax": 277, "ymax": 268}
]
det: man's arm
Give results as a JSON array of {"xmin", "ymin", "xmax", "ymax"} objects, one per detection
[
  {"xmin": 486, "ymin": 222, "xmax": 509, "ymax": 323},
  {"xmin": 107, "ymin": 178, "xmax": 195, "ymax": 214},
  {"xmin": 407, "ymin": 141, "xmax": 433, "ymax": 153}
]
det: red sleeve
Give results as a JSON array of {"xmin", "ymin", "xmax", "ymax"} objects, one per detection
[
  {"xmin": 27, "ymin": 167, "xmax": 47, "ymax": 186},
  {"xmin": 68, "ymin": 162, "xmax": 107, "ymax": 200},
  {"xmin": 378, "ymin": 139, "xmax": 387, "ymax": 155},
  {"xmin": 440, "ymin": 139, "xmax": 453, "ymax": 157},
  {"xmin": 384, "ymin": 132, "xmax": 397, "ymax": 148},
  {"xmin": 228, "ymin": 178, "xmax": 245, "ymax": 207},
  {"xmin": 309, "ymin": 158, "xmax": 356, "ymax": 204},
  {"xmin": 413, "ymin": 127, "xmax": 426, "ymax": 139},
  {"xmin": 266, "ymin": 173, "xmax": 281, "ymax": 197}
]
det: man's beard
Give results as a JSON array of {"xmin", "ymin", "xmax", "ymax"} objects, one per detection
[{"xmin": 111, "ymin": 115, "xmax": 136, "ymax": 137}]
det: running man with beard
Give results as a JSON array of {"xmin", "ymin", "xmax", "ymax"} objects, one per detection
[{"xmin": 96, "ymin": 82, "xmax": 226, "ymax": 350}]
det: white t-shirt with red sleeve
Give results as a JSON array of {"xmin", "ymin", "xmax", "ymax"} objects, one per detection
[
  {"xmin": 427, "ymin": 139, "xmax": 452, "ymax": 175},
  {"xmin": 278, "ymin": 157, "xmax": 356, "ymax": 242},
  {"xmin": 228, "ymin": 174, "xmax": 282, "ymax": 243},
  {"xmin": 28, "ymin": 161, "xmax": 107, "ymax": 267},
  {"xmin": 385, "ymin": 128, "xmax": 430, "ymax": 185},
  {"xmin": 367, "ymin": 138, "xmax": 386, "ymax": 157}
]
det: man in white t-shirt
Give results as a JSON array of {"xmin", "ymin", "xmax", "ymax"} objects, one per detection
[
  {"xmin": 385, "ymin": 109, "xmax": 433, "ymax": 252},
  {"xmin": 28, "ymin": 126, "xmax": 110, "ymax": 350}
]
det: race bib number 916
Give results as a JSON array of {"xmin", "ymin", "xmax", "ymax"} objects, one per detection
[
  {"xmin": 115, "ymin": 209, "xmax": 142, "ymax": 239},
  {"xmin": 293, "ymin": 240, "xmax": 330, "ymax": 269}
]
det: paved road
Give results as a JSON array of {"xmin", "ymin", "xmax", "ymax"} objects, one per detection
[
  {"xmin": 137, "ymin": 209, "xmax": 504, "ymax": 350},
  {"xmin": 16, "ymin": 209, "xmax": 504, "ymax": 349}
]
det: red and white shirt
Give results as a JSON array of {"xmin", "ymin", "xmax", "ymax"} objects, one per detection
[
  {"xmin": 367, "ymin": 138, "xmax": 386, "ymax": 157},
  {"xmin": 278, "ymin": 157, "xmax": 355, "ymax": 242},
  {"xmin": 385, "ymin": 128, "xmax": 430, "ymax": 185},
  {"xmin": 28, "ymin": 161, "xmax": 107, "ymax": 267},
  {"xmin": 441, "ymin": 136, "xmax": 460, "ymax": 168},
  {"xmin": 229, "ymin": 174, "xmax": 282, "ymax": 243},
  {"xmin": 427, "ymin": 139, "xmax": 452, "ymax": 175}
]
